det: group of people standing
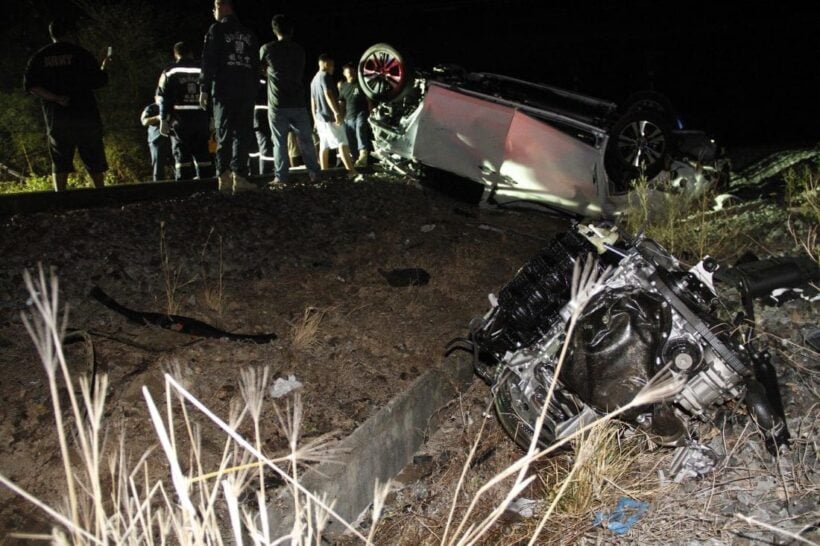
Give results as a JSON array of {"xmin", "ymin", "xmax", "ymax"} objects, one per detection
[
  {"xmin": 145, "ymin": 2, "xmax": 371, "ymax": 193},
  {"xmin": 24, "ymin": 0, "xmax": 371, "ymax": 193}
]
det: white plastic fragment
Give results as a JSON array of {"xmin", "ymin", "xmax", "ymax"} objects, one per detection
[
  {"xmin": 506, "ymin": 497, "xmax": 539, "ymax": 518},
  {"xmin": 269, "ymin": 374, "xmax": 303, "ymax": 398}
]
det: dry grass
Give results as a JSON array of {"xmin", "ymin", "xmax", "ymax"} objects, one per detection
[
  {"xmin": 367, "ymin": 414, "xmax": 676, "ymax": 545},
  {"xmin": 785, "ymin": 166, "xmax": 820, "ymax": 222},
  {"xmin": 552, "ymin": 424, "xmax": 652, "ymax": 516},
  {"xmin": 199, "ymin": 227, "xmax": 225, "ymax": 317},
  {"xmin": 620, "ymin": 176, "xmax": 746, "ymax": 262},
  {"xmin": 622, "ymin": 160, "xmax": 820, "ymax": 266},
  {"xmin": 159, "ymin": 221, "xmax": 195, "ymax": 315},
  {"xmin": 289, "ymin": 306, "xmax": 330, "ymax": 352},
  {"xmin": 785, "ymin": 167, "xmax": 820, "ymax": 264}
]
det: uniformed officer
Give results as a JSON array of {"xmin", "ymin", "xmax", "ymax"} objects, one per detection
[
  {"xmin": 251, "ymin": 76, "xmax": 275, "ymax": 175},
  {"xmin": 157, "ymin": 41, "xmax": 214, "ymax": 180},
  {"xmin": 200, "ymin": 0, "xmax": 260, "ymax": 193},
  {"xmin": 140, "ymin": 99, "xmax": 172, "ymax": 180},
  {"xmin": 23, "ymin": 19, "xmax": 111, "ymax": 191}
]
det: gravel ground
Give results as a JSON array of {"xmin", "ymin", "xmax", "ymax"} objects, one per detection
[{"xmin": 0, "ymin": 149, "xmax": 817, "ymax": 544}]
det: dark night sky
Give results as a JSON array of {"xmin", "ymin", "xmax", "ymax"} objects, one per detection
[{"xmin": 10, "ymin": 0, "xmax": 818, "ymax": 146}]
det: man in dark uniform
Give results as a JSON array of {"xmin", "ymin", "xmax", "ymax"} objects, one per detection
[
  {"xmin": 23, "ymin": 19, "xmax": 111, "ymax": 191},
  {"xmin": 251, "ymin": 76, "xmax": 275, "ymax": 175},
  {"xmin": 157, "ymin": 41, "xmax": 214, "ymax": 180},
  {"xmin": 200, "ymin": 0, "xmax": 259, "ymax": 193},
  {"xmin": 259, "ymin": 14, "xmax": 321, "ymax": 184},
  {"xmin": 140, "ymin": 99, "xmax": 172, "ymax": 180}
]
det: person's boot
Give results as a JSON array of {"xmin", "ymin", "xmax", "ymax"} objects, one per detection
[
  {"xmin": 354, "ymin": 150, "xmax": 369, "ymax": 168},
  {"xmin": 231, "ymin": 172, "xmax": 259, "ymax": 193},
  {"xmin": 218, "ymin": 171, "xmax": 232, "ymax": 194}
]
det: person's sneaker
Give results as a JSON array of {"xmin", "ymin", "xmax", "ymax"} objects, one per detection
[
  {"xmin": 267, "ymin": 177, "xmax": 283, "ymax": 188},
  {"xmin": 346, "ymin": 169, "xmax": 360, "ymax": 179},
  {"xmin": 232, "ymin": 173, "xmax": 259, "ymax": 193},
  {"xmin": 217, "ymin": 171, "xmax": 233, "ymax": 194}
]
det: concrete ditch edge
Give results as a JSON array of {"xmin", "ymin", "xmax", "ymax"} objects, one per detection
[{"xmin": 264, "ymin": 353, "xmax": 475, "ymax": 537}]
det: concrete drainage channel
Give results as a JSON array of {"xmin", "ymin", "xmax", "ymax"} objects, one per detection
[{"xmin": 263, "ymin": 353, "xmax": 475, "ymax": 537}]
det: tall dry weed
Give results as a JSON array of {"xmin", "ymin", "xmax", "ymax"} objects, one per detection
[
  {"xmin": 621, "ymin": 175, "xmax": 742, "ymax": 262},
  {"xmin": 290, "ymin": 306, "xmax": 329, "ymax": 351}
]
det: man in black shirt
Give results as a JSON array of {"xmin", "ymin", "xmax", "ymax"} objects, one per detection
[
  {"xmin": 23, "ymin": 19, "xmax": 111, "ymax": 191},
  {"xmin": 201, "ymin": 0, "xmax": 259, "ymax": 193},
  {"xmin": 338, "ymin": 62, "xmax": 370, "ymax": 168},
  {"xmin": 259, "ymin": 14, "xmax": 321, "ymax": 184},
  {"xmin": 157, "ymin": 41, "xmax": 214, "ymax": 180}
]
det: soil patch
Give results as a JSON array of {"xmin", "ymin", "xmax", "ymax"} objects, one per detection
[{"xmin": 0, "ymin": 175, "xmax": 569, "ymax": 539}]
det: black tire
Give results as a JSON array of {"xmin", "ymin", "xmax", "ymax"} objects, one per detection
[
  {"xmin": 605, "ymin": 110, "xmax": 673, "ymax": 191},
  {"xmin": 358, "ymin": 43, "xmax": 412, "ymax": 103},
  {"xmin": 624, "ymin": 90, "xmax": 678, "ymax": 126}
]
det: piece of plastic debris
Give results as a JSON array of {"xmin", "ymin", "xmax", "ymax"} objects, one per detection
[
  {"xmin": 270, "ymin": 375, "xmax": 303, "ymax": 398},
  {"xmin": 592, "ymin": 497, "xmax": 649, "ymax": 535},
  {"xmin": 713, "ymin": 193, "xmax": 741, "ymax": 211},
  {"xmin": 506, "ymin": 497, "xmax": 538, "ymax": 519},
  {"xmin": 420, "ymin": 224, "xmax": 436, "ymax": 233}
]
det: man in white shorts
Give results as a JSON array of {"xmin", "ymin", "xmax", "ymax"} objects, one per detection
[{"xmin": 310, "ymin": 53, "xmax": 357, "ymax": 176}]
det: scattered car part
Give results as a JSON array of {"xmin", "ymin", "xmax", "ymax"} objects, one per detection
[
  {"xmin": 453, "ymin": 224, "xmax": 817, "ymax": 474},
  {"xmin": 90, "ymin": 286, "xmax": 276, "ymax": 343},
  {"xmin": 668, "ymin": 442, "xmax": 718, "ymax": 482},
  {"xmin": 358, "ymin": 43, "xmax": 727, "ymax": 218}
]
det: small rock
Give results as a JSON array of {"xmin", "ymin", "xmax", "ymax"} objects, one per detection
[{"xmin": 216, "ymin": 384, "xmax": 235, "ymax": 401}]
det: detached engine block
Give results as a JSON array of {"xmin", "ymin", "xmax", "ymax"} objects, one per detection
[{"xmin": 464, "ymin": 224, "xmax": 798, "ymax": 478}]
